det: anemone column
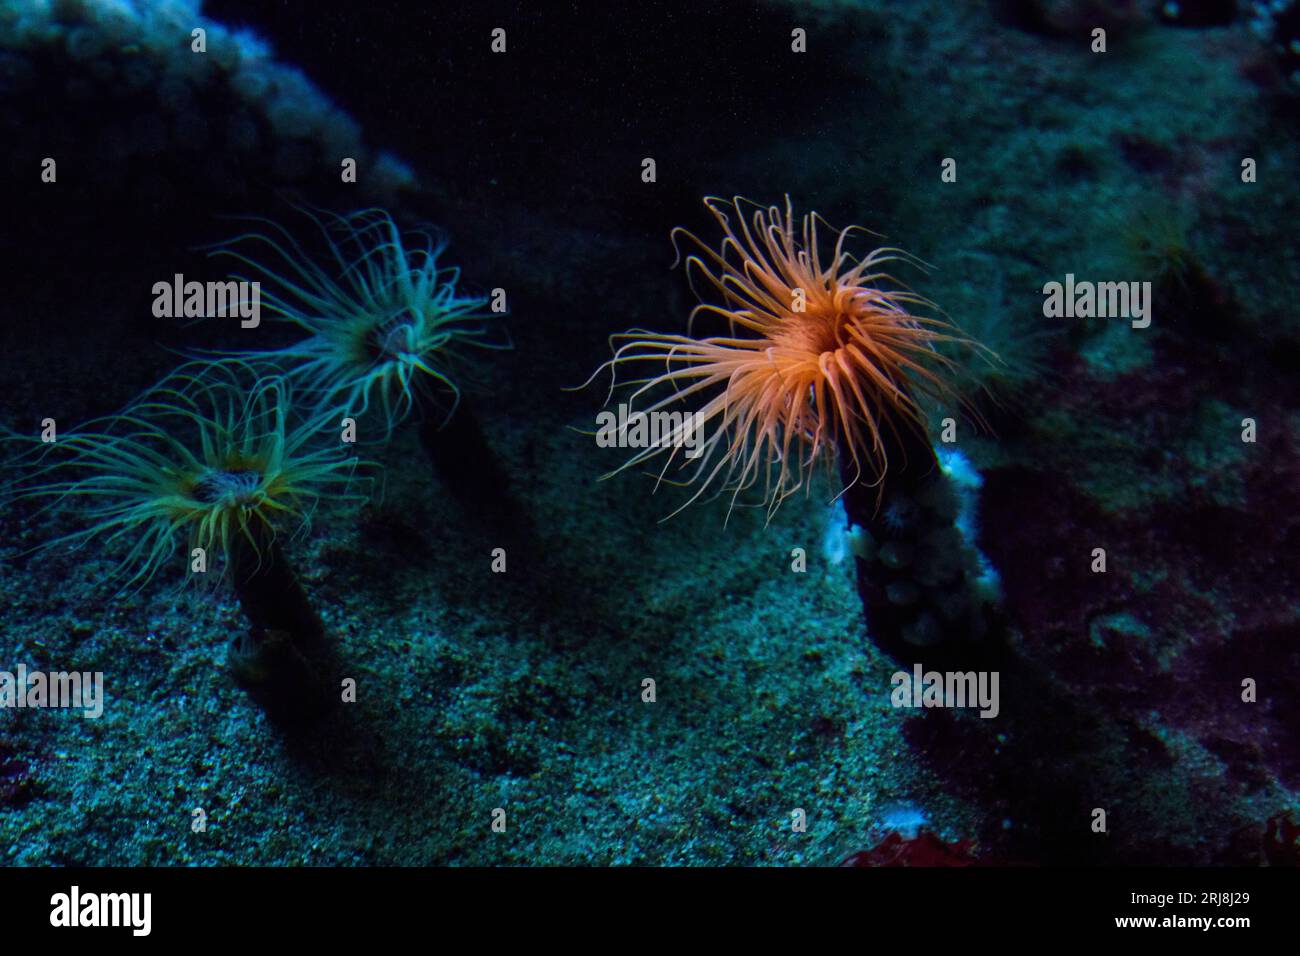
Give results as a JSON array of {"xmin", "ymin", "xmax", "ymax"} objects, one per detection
[
  {"xmin": 837, "ymin": 414, "xmax": 1002, "ymax": 667},
  {"xmin": 418, "ymin": 398, "xmax": 506, "ymax": 508},
  {"xmin": 416, "ymin": 393, "xmax": 532, "ymax": 544},
  {"xmin": 226, "ymin": 523, "xmax": 334, "ymax": 724},
  {"xmin": 228, "ymin": 525, "xmax": 323, "ymax": 642}
]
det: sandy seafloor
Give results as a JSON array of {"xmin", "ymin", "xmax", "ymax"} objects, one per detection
[{"xmin": 1, "ymin": 0, "xmax": 1299, "ymax": 865}]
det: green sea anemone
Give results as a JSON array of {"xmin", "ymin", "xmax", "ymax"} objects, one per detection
[
  {"xmin": 6, "ymin": 360, "xmax": 369, "ymax": 595},
  {"xmin": 1123, "ymin": 200, "xmax": 1199, "ymax": 291},
  {"xmin": 208, "ymin": 207, "xmax": 507, "ymax": 438}
]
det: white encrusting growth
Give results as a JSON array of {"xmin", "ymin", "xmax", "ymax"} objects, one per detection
[{"xmin": 0, "ymin": 0, "xmax": 416, "ymax": 198}]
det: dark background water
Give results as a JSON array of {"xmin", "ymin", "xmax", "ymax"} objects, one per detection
[{"xmin": 203, "ymin": 0, "xmax": 871, "ymax": 238}]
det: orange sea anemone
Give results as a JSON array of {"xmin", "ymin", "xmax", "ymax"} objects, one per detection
[{"xmin": 591, "ymin": 196, "xmax": 992, "ymax": 520}]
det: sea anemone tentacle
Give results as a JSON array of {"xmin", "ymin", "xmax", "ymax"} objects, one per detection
[{"xmin": 590, "ymin": 196, "xmax": 995, "ymax": 521}]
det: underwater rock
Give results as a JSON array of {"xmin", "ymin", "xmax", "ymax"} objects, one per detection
[
  {"xmin": 1159, "ymin": 0, "xmax": 1240, "ymax": 28},
  {"xmin": 1264, "ymin": 811, "xmax": 1300, "ymax": 865},
  {"xmin": 0, "ymin": 0, "xmax": 415, "ymax": 206},
  {"xmin": 0, "ymin": 738, "xmax": 36, "ymax": 809},
  {"xmin": 840, "ymin": 829, "xmax": 980, "ymax": 867}
]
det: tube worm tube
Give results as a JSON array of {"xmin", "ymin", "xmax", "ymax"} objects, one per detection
[
  {"xmin": 226, "ymin": 523, "xmax": 334, "ymax": 725},
  {"xmin": 416, "ymin": 393, "xmax": 533, "ymax": 545},
  {"xmin": 837, "ymin": 415, "xmax": 1003, "ymax": 667}
]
